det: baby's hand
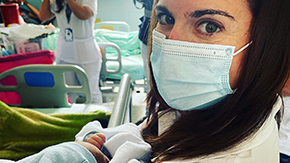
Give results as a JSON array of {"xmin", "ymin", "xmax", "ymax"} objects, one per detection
[
  {"xmin": 74, "ymin": 141, "xmax": 109, "ymax": 163},
  {"xmin": 85, "ymin": 133, "xmax": 106, "ymax": 149}
]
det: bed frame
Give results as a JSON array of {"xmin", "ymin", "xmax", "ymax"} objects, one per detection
[{"xmin": 0, "ymin": 64, "xmax": 134, "ymax": 126}]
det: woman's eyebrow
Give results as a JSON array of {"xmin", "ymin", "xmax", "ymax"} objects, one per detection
[
  {"xmin": 155, "ymin": 5, "xmax": 173, "ymax": 16},
  {"xmin": 191, "ymin": 9, "xmax": 235, "ymax": 20}
]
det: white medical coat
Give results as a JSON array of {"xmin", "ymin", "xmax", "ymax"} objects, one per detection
[
  {"xmin": 50, "ymin": 0, "xmax": 102, "ymax": 64},
  {"xmin": 153, "ymin": 97, "xmax": 281, "ymax": 163},
  {"xmin": 279, "ymin": 96, "xmax": 290, "ymax": 157}
]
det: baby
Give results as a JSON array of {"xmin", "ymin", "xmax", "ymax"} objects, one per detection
[
  {"xmin": 0, "ymin": 121, "xmax": 150, "ymax": 163},
  {"xmin": 74, "ymin": 120, "xmax": 151, "ymax": 163},
  {"xmin": 75, "ymin": 133, "xmax": 110, "ymax": 163}
]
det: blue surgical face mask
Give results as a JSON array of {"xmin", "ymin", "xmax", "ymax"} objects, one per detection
[{"xmin": 150, "ymin": 29, "xmax": 252, "ymax": 111}]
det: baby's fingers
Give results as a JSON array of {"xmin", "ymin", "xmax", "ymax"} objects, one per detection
[{"xmin": 86, "ymin": 133, "xmax": 106, "ymax": 149}]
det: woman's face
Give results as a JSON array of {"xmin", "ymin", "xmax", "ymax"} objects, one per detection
[{"xmin": 154, "ymin": 0, "xmax": 252, "ymax": 89}]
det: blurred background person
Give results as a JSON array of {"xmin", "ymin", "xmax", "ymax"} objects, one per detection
[{"xmin": 39, "ymin": 0, "xmax": 103, "ymax": 103}]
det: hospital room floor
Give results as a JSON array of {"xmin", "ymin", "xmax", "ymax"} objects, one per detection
[{"xmin": 101, "ymin": 79, "xmax": 147, "ymax": 124}]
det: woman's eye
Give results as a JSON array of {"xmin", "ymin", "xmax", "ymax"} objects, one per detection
[
  {"xmin": 157, "ymin": 13, "xmax": 175, "ymax": 25},
  {"xmin": 197, "ymin": 22, "xmax": 222, "ymax": 35}
]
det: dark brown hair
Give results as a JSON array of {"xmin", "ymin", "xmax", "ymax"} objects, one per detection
[
  {"xmin": 142, "ymin": 0, "xmax": 290, "ymax": 161},
  {"xmin": 55, "ymin": 0, "xmax": 65, "ymax": 13}
]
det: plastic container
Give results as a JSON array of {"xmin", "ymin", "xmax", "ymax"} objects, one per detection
[
  {"xmin": 15, "ymin": 39, "xmax": 43, "ymax": 54},
  {"xmin": 2, "ymin": 36, "xmax": 43, "ymax": 54},
  {"xmin": 0, "ymin": 3, "xmax": 20, "ymax": 27}
]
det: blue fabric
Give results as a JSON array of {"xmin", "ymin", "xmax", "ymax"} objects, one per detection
[
  {"xmin": 94, "ymin": 29, "xmax": 141, "ymax": 57},
  {"xmin": 24, "ymin": 72, "xmax": 55, "ymax": 87},
  {"xmin": 280, "ymin": 153, "xmax": 290, "ymax": 163},
  {"xmin": 65, "ymin": 3, "xmax": 72, "ymax": 24},
  {"xmin": 21, "ymin": 142, "xmax": 97, "ymax": 163}
]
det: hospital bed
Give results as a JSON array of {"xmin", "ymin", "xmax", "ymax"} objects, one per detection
[
  {"xmin": 94, "ymin": 21, "xmax": 145, "ymax": 84},
  {"xmin": 0, "ymin": 50, "xmax": 55, "ymax": 105},
  {"xmin": 0, "ymin": 64, "xmax": 91, "ymax": 108},
  {"xmin": 0, "ymin": 23, "xmax": 144, "ymax": 160},
  {"xmin": 0, "ymin": 64, "xmax": 133, "ymax": 160},
  {"xmin": 94, "ymin": 21, "xmax": 131, "ymax": 32},
  {"xmin": 43, "ymin": 21, "xmax": 145, "ymax": 88},
  {"xmin": 0, "ymin": 64, "xmax": 133, "ymax": 126}
]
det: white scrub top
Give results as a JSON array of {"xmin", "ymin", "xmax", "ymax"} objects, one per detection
[
  {"xmin": 50, "ymin": 0, "xmax": 101, "ymax": 64},
  {"xmin": 279, "ymin": 96, "xmax": 290, "ymax": 156}
]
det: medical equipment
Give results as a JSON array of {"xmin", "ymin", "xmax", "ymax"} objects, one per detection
[
  {"xmin": 0, "ymin": 62, "xmax": 133, "ymax": 121},
  {"xmin": 93, "ymin": 21, "xmax": 145, "ymax": 86},
  {"xmin": 44, "ymin": 21, "xmax": 144, "ymax": 85},
  {"xmin": 0, "ymin": 71, "xmax": 133, "ymax": 161},
  {"xmin": 108, "ymin": 73, "xmax": 133, "ymax": 127},
  {"xmin": 98, "ymin": 42, "xmax": 122, "ymax": 87}
]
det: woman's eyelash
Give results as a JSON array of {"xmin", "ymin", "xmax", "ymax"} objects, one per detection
[
  {"xmin": 156, "ymin": 13, "xmax": 174, "ymax": 25},
  {"xmin": 195, "ymin": 19, "xmax": 225, "ymax": 36},
  {"xmin": 198, "ymin": 21, "xmax": 224, "ymax": 29},
  {"xmin": 155, "ymin": 14, "xmax": 161, "ymax": 21},
  {"xmin": 156, "ymin": 13, "xmax": 165, "ymax": 22},
  {"xmin": 155, "ymin": 11, "xmax": 225, "ymax": 37}
]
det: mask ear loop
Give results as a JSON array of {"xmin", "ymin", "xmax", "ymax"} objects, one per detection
[{"xmin": 233, "ymin": 41, "xmax": 253, "ymax": 56}]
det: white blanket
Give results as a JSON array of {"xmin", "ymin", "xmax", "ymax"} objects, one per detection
[{"xmin": 75, "ymin": 121, "xmax": 151, "ymax": 163}]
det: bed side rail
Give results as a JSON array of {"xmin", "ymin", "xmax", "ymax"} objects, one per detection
[{"xmin": 107, "ymin": 73, "xmax": 133, "ymax": 127}]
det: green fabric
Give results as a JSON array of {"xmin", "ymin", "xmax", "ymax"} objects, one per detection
[
  {"xmin": 42, "ymin": 28, "xmax": 141, "ymax": 57},
  {"xmin": 42, "ymin": 28, "xmax": 59, "ymax": 51},
  {"xmin": 0, "ymin": 101, "xmax": 111, "ymax": 161},
  {"xmin": 94, "ymin": 29, "xmax": 141, "ymax": 57}
]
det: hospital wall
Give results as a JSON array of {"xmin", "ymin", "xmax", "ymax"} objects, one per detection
[
  {"xmin": 97, "ymin": 0, "xmax": 143, "ymax": 31},
  {"xmin": 27, "ymin": 0, "xmax": 143, "ymax": 31}
]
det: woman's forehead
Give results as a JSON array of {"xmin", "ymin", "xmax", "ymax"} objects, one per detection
[{"xmin": 155, "ymin": 0, "xmax": 251, "ymax": 16}]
